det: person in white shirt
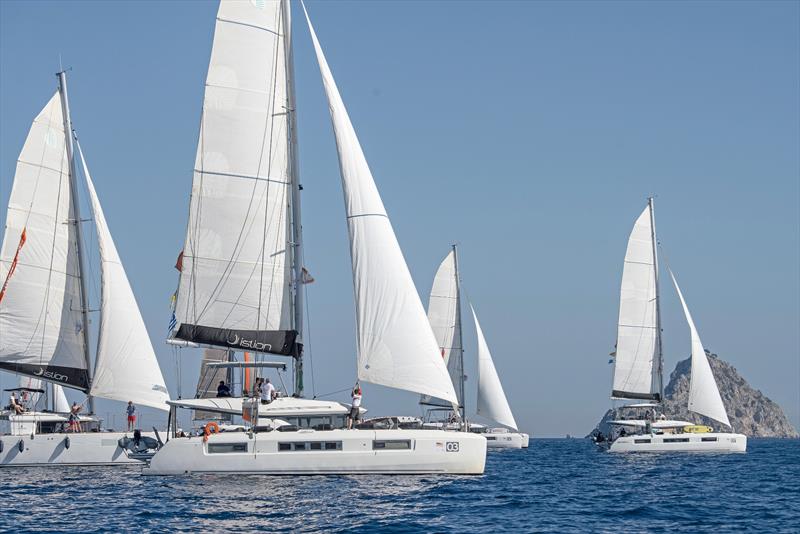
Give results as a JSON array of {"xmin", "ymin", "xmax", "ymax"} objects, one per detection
[
  {"xmin": 347, "ymin": 384, "xmax": 362, "ymax": 429},
  {"xmin": 260, "ymin": 378, "xmax": 276, "ymax": 405}
]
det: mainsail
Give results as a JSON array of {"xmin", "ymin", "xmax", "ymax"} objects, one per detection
[
  {"xmin": 173, "ymin": 0, "xmax": 298, "ymax": 356},
  {"xmin": 612, "ymin": 201, "xmax": 661, "ymax": 400},
  {"xmin": 0, "ymin": 93, "xmax": 90, "ymax": 390},
  {"xmin": 78, "ymin": 143, "xmax": 170, "ymax": 411},
  {"xmin": 668, "ymin": 269, "xmax": 730, "ymax": 427},
  {"xmin": 420, "ymin": 249, "xmax": 465, "ymax": 408},
  {"xmin": 471, "ymin": 306, "xmax": 518, "ymax": 430},
  {"xmin": 304, "ymin": 6, "xmax": 458, "ymax": 404}
]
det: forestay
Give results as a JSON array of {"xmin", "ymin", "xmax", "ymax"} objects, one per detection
[
  {"xmin": 0, "ymin": 93, "xmax": 89, "ymax": 390},
  {"xmin": 471, "ymin": 306, "xmax": 518, "ymax": 430},
  {"xmin": 79, "ymin": 143, "xmax": 169, "ymax": 411},
  {"xmin": 420, "ymin": 250, "xmax": 464, "ymax": 408},
  {"xmin": 304, "ymin": 6, "xmax": 458, "ymax": 404},
  {"xmin": 173, "ymin": 0, "xmax": 297, "ymax": 356},
  {"xmin": 668, "ymin": 269, "xmax": 730, "ymax": 427},
  {"xmin": 612, "ymin": 204, "xmax": 660, "ymax": 400}
]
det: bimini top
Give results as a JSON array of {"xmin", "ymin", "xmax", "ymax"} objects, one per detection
[
  {"xmin": 609, "ymin": 419, "xmax": 695, "ymax": 428},
  {"xmin": 167, "ymin": 396, "xmax": 350, "ymax": 417}
]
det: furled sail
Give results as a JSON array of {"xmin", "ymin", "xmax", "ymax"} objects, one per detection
[
  {"xmin": 471, "ymin": 306, "xmax": 518, "ymax": 430},
  {"xmin": 78, "ymin": 143, "xmax": 169, "ymax": 411},
  {"xmin": 0, "ymin": 93, "xmax": 90, "ymax": 391},
  {"xmin": 612, "ymin": 203, "xmax": 661, "ymax": 400},
  {"xmin": 304, "ymin": 6, "xmax": 458, "ymax": 404},
  {"xmin": 173, "ymin": 0, "xmax": 297, "ymax": 356},
  {"xmin": 420, "ymin": 250, "xmax": 464, "ymax": 408},
  {"xmin": 668, "ymin": 269, "xmax": 730, "ymax": 427}
]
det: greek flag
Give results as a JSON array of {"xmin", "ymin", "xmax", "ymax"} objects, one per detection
[{"xmin": 167, "ymin": 312, "xmax": 177, "ymax": 334}]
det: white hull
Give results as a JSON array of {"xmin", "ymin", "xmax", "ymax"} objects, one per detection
[
  {"xmin": 486, "ymin": 432, "xmax": 529, "ymax": 449},
  {"xmin": 144, "ymin": 428, "xmax": 486, "ymax": 475},
  {"xmin": 609, "ymin": 432, "xmax": 747, "ymax": 453},
  {"xmin": 0, "ymin": 431, "xmax": 152, "ymax": 467}
]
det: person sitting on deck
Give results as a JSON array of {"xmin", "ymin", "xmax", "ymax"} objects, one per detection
[
  {"xmin": 8, "ymin": 392, "xmax": 24, "ymax": 415},
  {"xmin": 259, "ymin": 378, "xmax": 276, "ymax": 405},
  {"xmin": 216, "ymin": 380, "xmax": 231, "ymax": 398}
]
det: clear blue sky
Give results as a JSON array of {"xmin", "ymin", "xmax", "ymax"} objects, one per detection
[{"xmin": 1, "ymin": 1, "xmax": 798, "ymax": 436}]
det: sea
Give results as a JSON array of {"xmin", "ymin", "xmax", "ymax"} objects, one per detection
[{"xmin": 1, "ymin": 438, "xmax": 797, "ymax": 533}]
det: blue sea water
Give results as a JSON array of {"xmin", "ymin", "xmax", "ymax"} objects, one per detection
[{"xmin": 1, "ymin": 438, "xmax": 798, "ymax": 533}]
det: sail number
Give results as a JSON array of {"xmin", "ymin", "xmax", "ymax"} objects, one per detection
[{"xmin": 446, "ymin": 442, "xmax": 459, "ymax": 452}]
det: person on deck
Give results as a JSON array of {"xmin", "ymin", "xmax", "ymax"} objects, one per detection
[
  {"xmin": 126, "ymin": 401, "xmax": 137, "ymax": 431},
  {"xmin": 216, "ymin": 380, "xmax": 231, "ymax": 398},
  {"xmin": 9, "ymin": 392, "xmax": 24, "ymax": 415},
  {"xmin": 68, "ymin": 402, "xmax": 83, "ymax": 432},
  {"xmin": 259, "ymin": 378, "xmax": 276, "ymax": 405},
  {"xmin": 347, "ymin": 385, "xmax": 362, "ymax": 429}
]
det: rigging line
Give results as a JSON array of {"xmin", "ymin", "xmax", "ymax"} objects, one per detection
[
  {"xmin": 313, "ymin": 386, "xmax": 351, "ymax": 400},
  {"xmin": 303, "ymin": 279, "xmax": 316, "ymax": 398}
]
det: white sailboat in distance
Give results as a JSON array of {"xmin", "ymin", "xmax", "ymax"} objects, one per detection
[
  {"xmin": 144, "ymin": 0, "xmax": 486, "ymax": 475},
  {"xmin": 597, "ymin": 198, "xmax": 746, "ymax": 453},
  {"xmin": 0, "ymin": 72, "xmax": 170, "ymax": 467},
  {"xmin": 420, "ymin": 246, "xmax": 529, "ymax": 448}
]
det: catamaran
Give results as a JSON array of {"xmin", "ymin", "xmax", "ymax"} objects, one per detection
[
  {"xmin": 598, "ymin": 198, "xmax": 746, "ymax": 453},
  {"xmin": 142, "ymin": 0, "xmax": 486, "ymax": 475},
  {"xmin": 419, "ymin": 246, "xmax": 529, "ymax": 449},
  {"xmin": 0, "ymin": 73, "xmax": 171, "ymax": 466}
]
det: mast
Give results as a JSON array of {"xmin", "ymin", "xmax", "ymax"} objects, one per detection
[
  {"xmin": 283, "ymin": 0, "xmax": 305, "ymax": 397},
  {"xmin": 57, "ymin": 70, "xmax": 94, "ymax": 414},
  {"xmin": 648, "ymin": 197, "xmax": 664, "ymax": 403},
  {"xmin": 452, "ymin": 244, "xmax": 466, "ymax": 421}
]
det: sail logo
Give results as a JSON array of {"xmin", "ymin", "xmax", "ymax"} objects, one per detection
[
  {"xmin": 34, "ymin": 368, "xmax": 68, "ymax": 383},
  {"xmin": 226, "ymin": 332, "xmax": 272, "ymax": 352}
]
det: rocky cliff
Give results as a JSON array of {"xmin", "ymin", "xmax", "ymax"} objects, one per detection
[{"xmin": 591, "ymin": 351, "xmax": 798, "ymax": 438}]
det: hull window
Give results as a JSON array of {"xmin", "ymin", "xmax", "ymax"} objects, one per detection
[
  {"xmin": 279, "ymin": 441, "xmax": 342, "ymax": 452},
  {"xmin": 373, "ymin": 440, "xmax": 411, "ymax": 450},
  {"xmin": 663, "ymin": 438, "xmax": 690, "ymax": 443},
  {"xmin": 634, "ymin": 439, "xmax": 651, "ymax": 444},
  {"xmin": 701, "ymin": 437, "xmax": 718, "ymax": 442},
  {"xmin": 208, "ymin": 443, "xmax": 248, "ymax": 453}
]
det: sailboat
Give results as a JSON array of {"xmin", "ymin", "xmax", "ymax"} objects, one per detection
[
  {"xmin": 0, "ymin": 72, "xmax": 170, "ymax": 466},
  {"xmin": 599, "ymin": 198, "xmax": 746, "ymax": 452},
  {"xmin": 143, "ymin": 0, "xmax": 485, "ymax": 475},
  {"xmin": 420, "ymin": 246, "xmax": 529, "ymax": 449}
]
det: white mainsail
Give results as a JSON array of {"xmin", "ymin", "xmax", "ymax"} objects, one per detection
[
  {"xmin": 0, "ymin": 93, "xmax": 89, "ymax": 390},
  {"xmin": 304, "ymin": 6, "xmax": 458, "ymax": 404},
  {"xmin": 668, "ymin": 269, "xmax": 730, "ymax": 427},
  {"xmin": 173, "ymin": 0, "xmax": 297, "ymax": 356},
  {"xmin": 471, "ymin": 306, "xmax": 518, "ymax": 430},
  {"xmin": 78, "ymin": 143, "xmax": 169, "ymax": 411},
  {"xmin": 612, "ymin": 203, "xmax": 661, "ymax": 400},
  {"xmin": 420, "ymin": 250, "xmax": 464, "ymax": 408}
]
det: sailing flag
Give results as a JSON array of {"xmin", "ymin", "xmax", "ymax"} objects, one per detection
[
  {"xmin": 175, "ymin": 250, "xmax": 184, "ymax": 272},
  {"xmin": 301, "ymin": 267, "xmax": 315, "ymax": 284},
  {"xmin": 0, "ymin": 227, "xmax": 27, "ymax": 304}
]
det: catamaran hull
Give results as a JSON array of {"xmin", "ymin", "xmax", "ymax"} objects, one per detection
[
  {"xmin": 486, "ymin": 432, "xmax": 529, "ymax": 449},
  {"xmin": 143, "ymin": 429, "xmax": 487, "ymax": 475},
  {"xmin": 609, "ymin": 432, "xmax": 747, "ymax": 453},
  {"xmin": 0, "ymin": 431, "xmax": 153, "ymax": 467}
]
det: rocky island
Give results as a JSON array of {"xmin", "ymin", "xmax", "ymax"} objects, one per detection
[{"xmin": 591, "ymin": 351, "xmax": 798, "ymax": 438}]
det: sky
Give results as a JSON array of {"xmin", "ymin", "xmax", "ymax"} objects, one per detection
[{"xmin": 0, "ymin": 0, "xmax": 798, "ymax": 437}]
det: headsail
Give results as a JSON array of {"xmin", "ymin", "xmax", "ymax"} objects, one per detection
[
  {"xmin": 420, "ymin": 249, "xmax": 464, "ymax": 408},
  {"xmin": 471, "ymin": 305, "xmax": 518, "ymax": 430},
  {"xmin": 304, "ymin": 6, "xmax": 458, "ymax": 404},
  {"xmin": 0, "ymin": 93, "xmax": 90, "ymax": 391},
  {"xmin": 668, "ymin": 269, "xmax": 730, "ymax": 427},
  {"xmin": 612, "ymin": 202, "xmax": 661, "ymax": 401},
  {"xmin": 78, "ymin": 143, "xmax": 170, "ymax": 411},
  {"xmin": 173, "ymin": 0, "xmax": 298, "ymax": 356}
]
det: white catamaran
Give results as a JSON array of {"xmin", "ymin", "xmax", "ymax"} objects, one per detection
[
  {"xmin": 598, "ymin": 198, "xmax": 746, "ymax": 453},
  {"xmin": 420, "ymin": 246, "xmax": 529, "ymax": 449},
  {"xmin": 143, "ymin": 0, "xmax": 486, "ymax": 475},
  {"xmin": 0, "ymin": 73, "xmax": 170, "ymax": 466}
]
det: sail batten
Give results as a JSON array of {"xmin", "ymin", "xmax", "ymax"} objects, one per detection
[
  {"xmin": 668, "ymin": 269, "xmax": 730, "ymax": 427},
  {"xmin": 0, "ymin": 93, "xmax": 89, "ymax": 391},
  {"xmin": 173, "ymin": 0, "xmax": 297, "ymax": 356},
  {"xmin": 303, "ymin": 5, "xmax": 458, "ymax": 404},
  {"xmin": 78, "ymin": 143, "xmax": 169, "ymax": 411},
  {"xmin": 612, "ymin": 203, "xmax": 661, "ymax": 401}
]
